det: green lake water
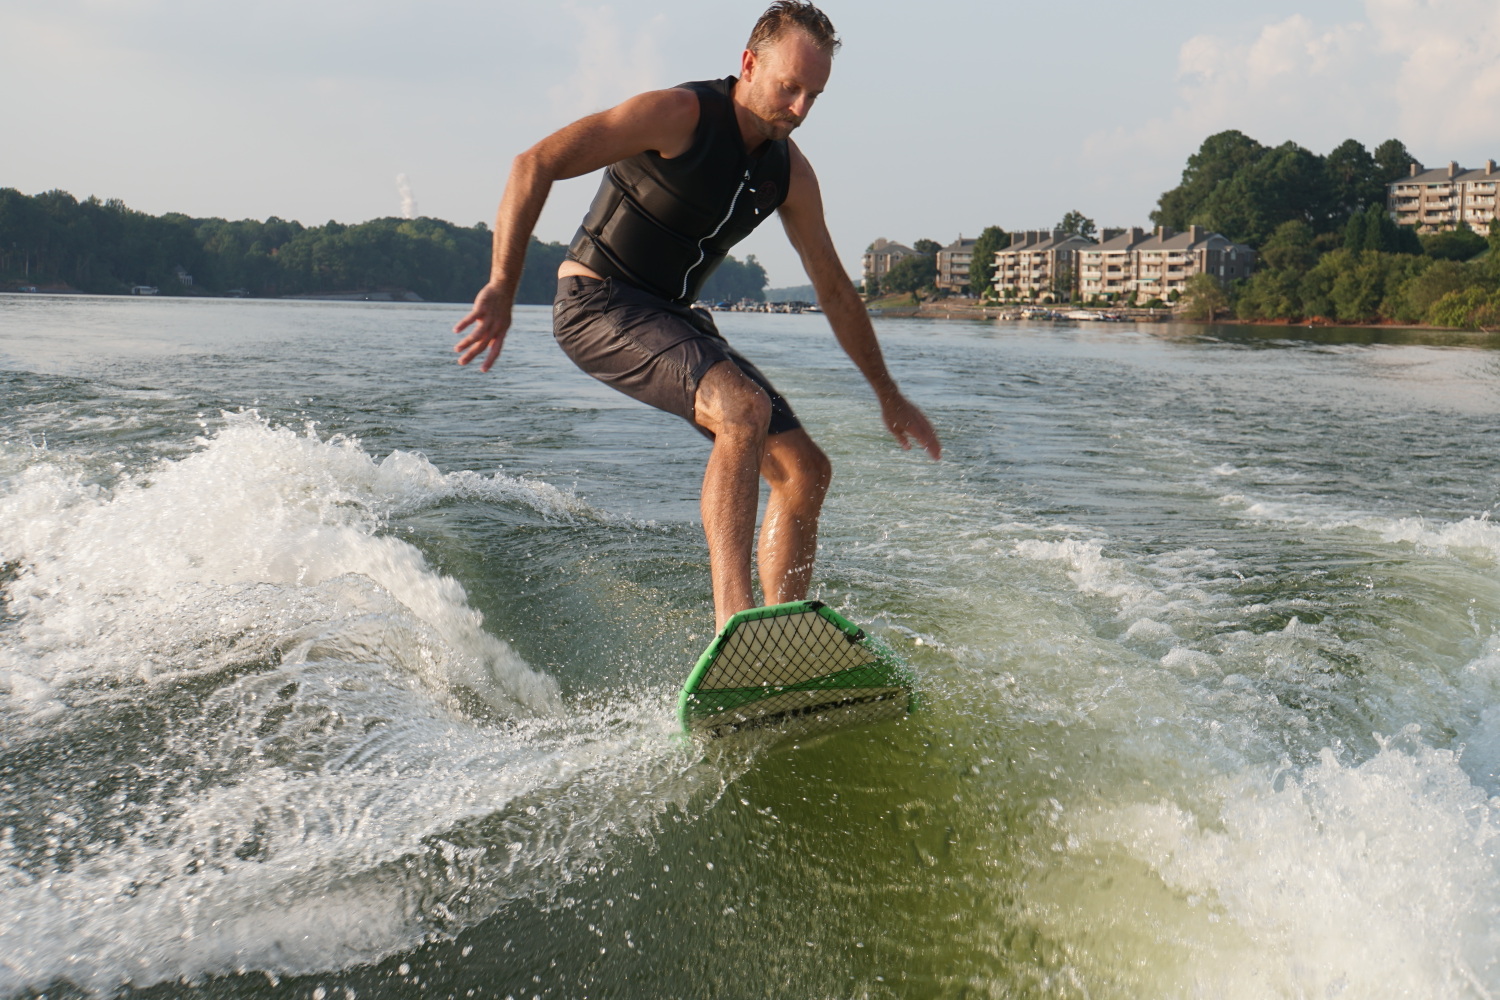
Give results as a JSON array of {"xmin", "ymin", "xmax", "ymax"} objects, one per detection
[{"xmin": 5, "ymin": 295, "xmax": 1500, "ymax": 997}]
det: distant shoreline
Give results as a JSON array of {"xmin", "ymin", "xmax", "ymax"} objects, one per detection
[
  {"xmin": 866, "ymin": 299, "xmax": 1171, "ymax": 323},
  {"xmin": 3, "ymin": 286, "xmax": 1486, "ymax": 337},
  {"xmin": 861, "ymin": 297, "xmax": 1492, "ymax": 335},
  {"xmin": 1, "ymin": 285, "xmax": 430, "ymax": 303}
]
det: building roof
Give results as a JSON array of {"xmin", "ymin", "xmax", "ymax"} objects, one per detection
[
  {"xmin": 1083, "ymin": 225, "xmax": 1251, "ymax": 254},
  {"xmin": 865, "ymin": 239, "xmax": 918, "ymax": 256},
  {"xmin": 997, "ymin": 230, "xmax": 1094, "ymax": 255},
  {"xmin": 1091, "ymin": 229, "xmax": 1147, "ymax": 252},
  {"xmin": 941, "ymin": 237, "xmax": 976, "ymax": 253},
  {"xmin": 1393, "ymin": 161, "xmax": 1499, "ymax": 187}
]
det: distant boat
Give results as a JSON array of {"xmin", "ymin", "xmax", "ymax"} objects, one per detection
[
  {"xmin": 130, "ymin": 285, "xmax": 159, "ymax": 296},
  {"xmin": 1061, "ymin": 309, "xmax": 1127, "ymax": 322}
]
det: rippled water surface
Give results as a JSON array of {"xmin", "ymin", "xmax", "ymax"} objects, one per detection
[{"xmin": 6, "ymin": 294, "xmax": 1500, "ymax": 997}]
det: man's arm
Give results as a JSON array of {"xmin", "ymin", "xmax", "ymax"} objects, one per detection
[
  {"xmin": 453, "ymin": 88, "xmax": 700, "ymax": 372},
  {"xmin": 778, "ymin": 141, "xmax": 941, "ymax": 459}
]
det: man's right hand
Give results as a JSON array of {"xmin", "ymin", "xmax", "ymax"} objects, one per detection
[
  {"xmin": 453, "ymin": 283, "xmax": 513, "ymax": 373},
  {"xmin": 452, "ymin": 88, "xmax": 699, "ymax": 375}
]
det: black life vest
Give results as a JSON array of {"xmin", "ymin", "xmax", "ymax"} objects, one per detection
[{"xmin": 566, "ymin": 77, "xmax": 791, "ymax": 304}]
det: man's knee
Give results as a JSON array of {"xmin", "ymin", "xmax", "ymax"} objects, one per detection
[
  {"xmin": 696, "ymin": 363, "xmax": 772, "ymax": 438},
  {"xmin": 800, "ymin": 441, "xmax": 832, "ymax": 496},
  {"xmin": 767, "ymin": 434, "xmax": 832, "ymax": 500}
]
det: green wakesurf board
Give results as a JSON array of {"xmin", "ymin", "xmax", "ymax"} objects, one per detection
[{"xmin": 678, "ymin": 600, "xmax": 914, "ymax": 738}]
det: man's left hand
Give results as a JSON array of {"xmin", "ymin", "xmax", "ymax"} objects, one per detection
[{"xmin": 881, "ymin": 393, "xmax": 941, "ymax": 460}]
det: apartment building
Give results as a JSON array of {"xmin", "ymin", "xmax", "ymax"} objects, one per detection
[
  {"xmin": 936, "ymin": 236, "xmax": 977, "ymax": 293},
  {"xmin": 1077, "ymin": 225, "xmax": 1255, "ymax": 302},
  {"xmin": 862, "ymin": 238, "xmax": 921, "ymax": 288},
  {"xmin": 992, "ymin": 231, "xmax": 1095, "ymax": 299},
  {"xmin": 1387, "ymin": 160, "xmax": 1498, "ymax": 236}
]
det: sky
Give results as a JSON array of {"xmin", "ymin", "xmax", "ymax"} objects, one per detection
[{"xmin": 4, "ymin": 0, "xmax": 1500, "ymax": 289}]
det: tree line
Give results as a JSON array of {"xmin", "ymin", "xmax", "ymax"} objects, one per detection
[
  {"xmin": 0, "ymin": 188, "xmax": 768, "ymax": 304},
  {"xmin": 1155, "ymin": 132, "xmax": 1500, "ymax": 329}
]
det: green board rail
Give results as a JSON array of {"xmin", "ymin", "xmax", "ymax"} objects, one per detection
[{"xmin": 678, "ymin": 600, "xmax": 915, "ymax": 738}]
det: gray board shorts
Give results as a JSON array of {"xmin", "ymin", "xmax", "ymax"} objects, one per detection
[{"xmin": 552, "ymin": 275, "xmax": 801, "ymax": 438}]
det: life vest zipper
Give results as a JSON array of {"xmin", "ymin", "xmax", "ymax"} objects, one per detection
[{"xmin": 679, "ymin": 167, "xmax": 751, "ymax": 302}]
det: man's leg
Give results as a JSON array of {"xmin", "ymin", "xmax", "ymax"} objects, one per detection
[
  {"xmin": 757, "ymin": 429, "xmax": 831, "ymax": 605},
  {"xmin": 693, "ymin": 361, "xmax": 773, "ymax": 629}
]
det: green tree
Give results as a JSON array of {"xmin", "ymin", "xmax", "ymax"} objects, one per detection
[
  {"xmin": 1152, "ymin": 130, "xmax": 1266, "ymax": 230},
  {"xmin": 1180, "ymin": 272, "xmax": 1228, "ymax": 320},
  {"xmin": 1422, "ymin": 225, "xmax": 1489, "ymax": 261},
  {"xmin": 1056, "ymin": 210, "xmax": 1096, "ymax": 240},
  {"xmin": 1330, "ymin": 250, "xmax": 1388, "ymax": 322},
  {"xmin": 1428, "ymin": 286, "xmax": 1500, "ymax": 328},
  {"xmin": 1052, "ymin": 263, "xmax": 1077, "ymax": 303},
  {"xmin": 882, "ymin": 252, "xmax": 937, "ymax": 294},
  {"xmin": 968, "ymin": 225, "xmax": 1008, "ymax": 298},
  {"xmin": 1297, "ymin": 251, "xmax": 1343, "ymax": 319},
  {"xmin": 1197, "ymin": 141, "xmax": 1335, "ymax": 246},
  {"xmin": 1154, "ymin": 133, "xmax": 1422, "ymax": 247},
  {"xmin": 1282, "ymin": 247, "xmax": 1433, "ymax": 324},
  {"xmin": 1325, "ymin": 139, "xmax": 1382, "ymax": 220},
  {"xmin": 912, "ymin": 238, "xmax": 941, "ymax": 255},
  {"xmin": 699, "ymin": 253, "xmax": 768, "ymax": 302},
  {"xmin": 1235, "ymin": 267, "xmax": 1304, "ymax": 319},
  {"xmin": 1261, "ymin": 219, "xmax": 1318, "ymax": 272},
  {"xmin": 1386, "ymin": 259, "xmax": 1466, "ymax": 323},
  {"xmin": 1373, "ymin": 138, "xmax": 1417, "ymax": 183},
  {"xmin": 1345, "ymin": 203, "xmax": 1422, "ymax": 256}
]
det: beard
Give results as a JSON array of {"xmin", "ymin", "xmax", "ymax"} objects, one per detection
[{"xmin": 751, "ymin": 108, "xmax": 801, "ymax": 142}]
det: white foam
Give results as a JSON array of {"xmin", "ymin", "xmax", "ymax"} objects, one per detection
[
  {"xmin": 0, "ymin": 687, "xmax": 717, "ymax": 995},
  {"xmin": 0, "ymin": 412, "xmax": 562, "ymax": 716},
  {"xmin": 1376, "ymin": 514, "xmax": 1500, "ymax": 562},
  {"xmin": 1160, "ymin": 645, "xmax": 1217, "ymax": 678},
  {"xmin": 0, "ymin": 414, "xmax": 736, "ymax": 995},
  {"xmin": 1228, "ymin": 495, "xmax": 1500, "ymax": 565},
  {"xmin": 1013, "ymin": 537, "xmax": 1160, "ymax": 614},
  {"xmin": 1011, "ymin": 536, "xmax": 1225, "ymax": 628},
  {"xmin": 1068, "ymin": 734, "xmax": 1500, "ymax": 995}
]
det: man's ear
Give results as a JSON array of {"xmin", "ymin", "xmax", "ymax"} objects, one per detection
[{"xmin": 740, "ymin": 47, "xmax": 758, "ymax": 82}]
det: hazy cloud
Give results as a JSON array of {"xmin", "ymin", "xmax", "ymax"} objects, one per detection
[
  {"xmin": 547, "ymin": 4, "xmax": 669, "ymax": 120},
  {"xmin": 1366, "ymin": 0, "xmax": 1500, "ymax": 151},
  {"xmin": 1086, "ymin": 0, "xmax": 1500, "ymax": 201}
]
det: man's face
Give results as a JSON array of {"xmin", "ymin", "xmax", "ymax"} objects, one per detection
[{"xmin": 739, "ymin": 31, "xmax": 832, "ymax": 143}]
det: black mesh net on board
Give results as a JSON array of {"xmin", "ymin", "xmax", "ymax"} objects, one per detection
[{"xmin": 685, "ymin": 607, "xmax": 912, "ymax": 739}]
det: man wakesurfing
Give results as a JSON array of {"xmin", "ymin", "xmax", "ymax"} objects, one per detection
[{"xmin": 454, "ymin": 1, "xmax": 941, "ymax": 630}]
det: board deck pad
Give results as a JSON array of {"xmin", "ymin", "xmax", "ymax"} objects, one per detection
[{"xmin": 678, "ymin": 600, "xmax": 914, "ymax": 738}]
